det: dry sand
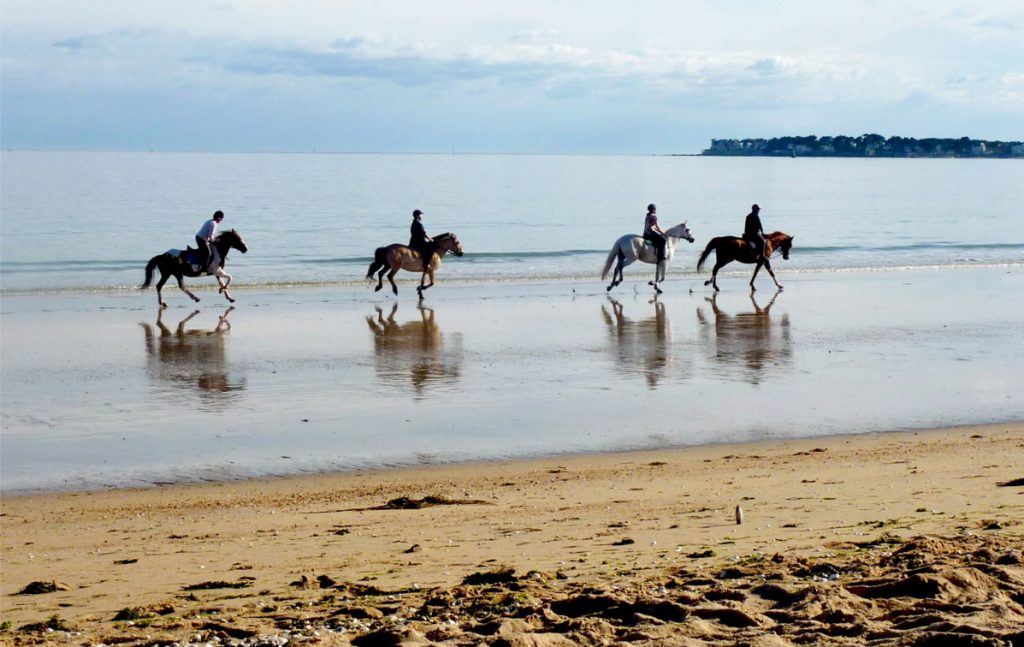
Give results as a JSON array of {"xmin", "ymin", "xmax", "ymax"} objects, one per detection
[{"xmin": 2, "ymin": 422, "xmax": 1023, "ymax": 645}]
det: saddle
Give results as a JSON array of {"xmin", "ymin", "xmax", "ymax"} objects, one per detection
[{"xmin": 175, "ymin": 246, "xmax": 220, "ymax": 274}]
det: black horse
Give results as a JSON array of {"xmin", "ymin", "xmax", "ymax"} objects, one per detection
[{"xmin": 141, "ymin": 229, "xmax": 248, "ymax": 307}]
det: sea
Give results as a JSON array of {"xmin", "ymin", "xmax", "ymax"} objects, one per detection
[
  {"xmin": 2, "ymin": 152, "xmax": 1023, "ymax": 493},
  {"xmin": 2, "ymin": 151, "xmax": 1022, "ymax": 291}
]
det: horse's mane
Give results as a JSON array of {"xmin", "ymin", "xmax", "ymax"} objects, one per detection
[{"xmin": 435, "ymin": 232, "xmax": 453, "ymax": 240}]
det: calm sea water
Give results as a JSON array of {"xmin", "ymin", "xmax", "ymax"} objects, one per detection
[{"xmin": 2, "ymin": 152, "xmax": 1022, "ymax": 292}]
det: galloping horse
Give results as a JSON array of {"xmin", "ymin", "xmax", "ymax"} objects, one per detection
[
  {"xmin": 366, "ymin": 232, "xmax": 464, "ymax": 298},
  {"xmin": 601, "ymin": 221, "xmax": 695, "ymax": 294},
  {"xmin": 141, "ymin": 229, "xmax": 248, "ymax": 307},
  {"xmin": 696, "ymin": 231, "xmax": 793, "ymax": 292}
]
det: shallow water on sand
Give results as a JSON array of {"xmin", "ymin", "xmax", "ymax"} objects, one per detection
[{"xmin": 2, "ymin": 266, "xmax": 1022, "ymax": 492}]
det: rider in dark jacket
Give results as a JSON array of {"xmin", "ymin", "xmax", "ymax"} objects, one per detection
[
  {"xmin": 743, "ymin": 204, "xmax": 766, "ymax": 261},
  {"xmin": 409, "ymin": 209, "xmax": 436, "ymax": 271}
]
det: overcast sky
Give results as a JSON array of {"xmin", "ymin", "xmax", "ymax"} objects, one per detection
[{"xmin": 2, "ymin": 0, "xmax": 1022, "ymax": 153}]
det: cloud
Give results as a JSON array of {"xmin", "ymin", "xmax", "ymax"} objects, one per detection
[{"xmin": 4, "ymin": 5, "xmax": 1022, "ymax": 152}]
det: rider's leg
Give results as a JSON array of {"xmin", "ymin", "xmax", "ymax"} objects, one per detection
[
  {"xmin": 196, "ymin": 236, "xmax": 209, "ymax": 270},
  {"xmin": 423, "ymin": 243, "xmax": 437, "ymax": 271}
]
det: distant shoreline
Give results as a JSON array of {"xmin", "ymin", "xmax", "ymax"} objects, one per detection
[{"xmin": 700, "ymin": 135, "xmax": 1024, "ymax": 158}]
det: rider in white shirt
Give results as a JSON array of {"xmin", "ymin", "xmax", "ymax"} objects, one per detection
[{"xmin": 195, "ymin": 210, "xmax": 224, "ymax": 271}]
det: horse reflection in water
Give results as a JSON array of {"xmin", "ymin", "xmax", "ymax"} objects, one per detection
[
  {"xmin": 601, "ymin": 297, "xmax": 686, "ymax": 388},
  {"xmin": 139, "ymin": 307, "xmax": 246, "ymax": 408},
  {"xmin": 697, "ymin": 290, "xmax": 791, "ymax": 384},
  {"xmin": 366, "ymin": 303, "xmax": 463, "ymax": 396}
]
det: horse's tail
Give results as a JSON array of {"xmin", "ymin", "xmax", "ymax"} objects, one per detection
[
  {"xmin": 696, "ymin": 238, "xmax": 720, "ymax": 273},
  {"xmin": 601, "ymin": 242, "xmax": 622, "ymax": 280},
  {"xmin": 366, "ymin": 247, "xmax": 388, "ymax": 279},
  {"xmin": 140, "ymin": 255, "xmax": 161, "ymax": 289}
]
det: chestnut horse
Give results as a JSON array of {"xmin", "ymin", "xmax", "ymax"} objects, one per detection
[
  {"xmin": 696, "ymin": 231, "xmax": 793, "ymax": 292},
  {"xmin": 366, "ymin": 232, "xmax": 464, "ymax": 297}
]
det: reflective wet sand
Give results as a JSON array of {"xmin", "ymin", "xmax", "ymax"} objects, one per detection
[{"xmin": 2, "ymin": 266, "xmax": 1022, "ymax": 491}]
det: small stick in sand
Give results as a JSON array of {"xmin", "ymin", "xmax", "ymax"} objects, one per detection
[{"xmin": 735, "ymin": 505, "xmax": 744, "ymax": 525}]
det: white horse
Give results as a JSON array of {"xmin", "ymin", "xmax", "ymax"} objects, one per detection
[{"xmin": 601, "ymin": 221, "xmax": 695, "ymax": 293}]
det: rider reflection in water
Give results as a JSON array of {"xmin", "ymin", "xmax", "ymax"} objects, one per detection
[{"xmin": 642, "ymin": 203, "xmax": 667, "ymax": 262}]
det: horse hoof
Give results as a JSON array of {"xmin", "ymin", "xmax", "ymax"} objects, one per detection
[
  {"xmin": 374, "ymin": 285, "xmax": 382, "ymax": 292},
  {"xmin": 704, "ymin": 280, "xmax": 711, "ymax": 286}
]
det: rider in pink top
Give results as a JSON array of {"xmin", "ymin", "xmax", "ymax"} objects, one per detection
[{"xmin": 643, "ymin": 203, "xmax": 667, "ymax": 262}]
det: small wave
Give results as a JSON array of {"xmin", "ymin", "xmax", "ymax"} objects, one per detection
[{"xmin": 794, "ymin": 241, "xmax": 1024, "ymax": 255}]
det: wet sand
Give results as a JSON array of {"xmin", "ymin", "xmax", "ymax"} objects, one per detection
[
  {"xmin": 2, "ymin": 267, "xmax": 1024, "ymax": 644},
  {"xmin": 2, "ymin": 266, "xmax": 1023, "ymax": 492},
  {"xmin": 2, "ymin": 423, "xmax": 1022, "ymax": 645}
]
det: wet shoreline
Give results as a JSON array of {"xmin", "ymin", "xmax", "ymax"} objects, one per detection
[{"xmin": 2, "ymin": 265, "xmax": 1023, "ymax": 493}]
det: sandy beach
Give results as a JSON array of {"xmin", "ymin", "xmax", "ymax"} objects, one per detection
[
  {"xmin": 2, "ymin": 422, "xmax": 1023, "ymax": 645},
  {"xmin": 3, "ymin": 267, "xmax": 1024, "ymax": 644}
]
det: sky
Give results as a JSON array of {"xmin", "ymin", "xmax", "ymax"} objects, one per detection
[{"xmin": 2, "ymin": 1, "xmax": 1022, "ymax": 153}]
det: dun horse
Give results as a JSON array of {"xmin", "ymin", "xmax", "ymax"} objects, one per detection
[
  {"xmin": 141, "ymin": 229, "xmax": 249, "ymax": 307},
  {"xmin": 696, "ymin": 231, "xmax": 793, "ymax": 292},
  {"xmin": 366, "ymin": 232, "xmax": 464, "ymax": 298},
  {"xmin": 601, "ymin": 221, "xmax": 695, "ymax": 293}
]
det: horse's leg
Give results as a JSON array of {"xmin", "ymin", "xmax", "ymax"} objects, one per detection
[
  {"xmin": 374, "ymin": 265, "xmax": 388, "ymax": 292},
  {"xmin": 387, "ymin": 267, "xmax": 400, "ymax": 295},
  {"xmin": 215, "ymin": 269, "xmax": 236, "ymax": 303},
  {"xmin": 607, "ymin": 256, "xmax": 623, "ymax": 292},
  {"xmin": 216, "ymin": 269, "xmax": 232, "ymax": 292},
  {"xmin": 749, "ymin": 262, "xmax": 763, "ymax": 291},
  {"xmin": 175, "ymin": 274, "xmax": 201, "ymax": 303},
  {"xmin": 178, "ymin": 276, "xmax": 199, "ymax": 300},
  {"xmin": 416, "ymin": 268, "xmax": 435, "ymax": 298},
  {"xmin": 708, "ymin": 262, "xmax": 724, "ymax": 292},
  {"xmin": 762, "ymin": 259, "xmax": 783, "ymax": 290},
  {"xmin": 613, "ymin": 256, "xmax": 628, "ymax": 289},
  {"xmin": 155, "ymin": 272, "xmax": 170, "ymax": 308},
  {"xmin": 650, "ymin": 261, "xmax": 664, "ymax": 293}
]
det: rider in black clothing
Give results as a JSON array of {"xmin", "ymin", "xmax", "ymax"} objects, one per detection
[
  {"xmin": 409, "ymin": 209, "xmax": 436, "ymax": 271},
  {"xmin": 743, "ymin": 204, "xmax": 766, "ymax": 261}
]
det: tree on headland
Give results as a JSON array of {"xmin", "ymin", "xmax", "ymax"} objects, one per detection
[{"xmin": 701, "ymin": 135, "xmax": 1023, "ymax": 158}]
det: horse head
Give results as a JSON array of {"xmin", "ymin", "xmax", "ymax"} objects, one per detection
[
  {"xmin": 436, "ymin": 232, "xmax": 464, "ymax": 257},
  {"xmin": 769, "ymin": 232, "xmax": 793, "ymax": 260},
  {"xmin": 666, "ymin": 221, "xmax": 695, "ymax": 243},
  {"xmin": 217, "ymin": 229, "xmax": 249, "ymax": 255}
]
